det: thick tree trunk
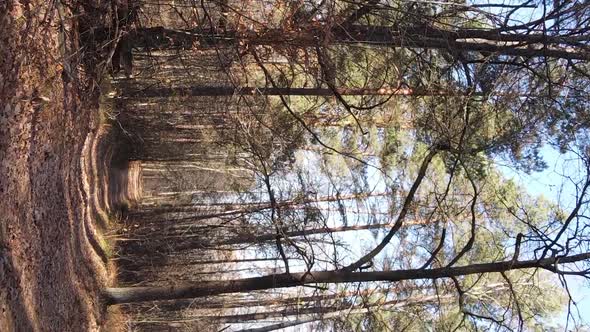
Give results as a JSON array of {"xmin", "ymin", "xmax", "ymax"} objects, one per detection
[
  {"xmin": 103, "ymin": 252, "xmax": 590, "ymax": 304},
  {"xmin": 124, "ymin": 287, "xmax": 410, "ymax": 316},
  {"xmin": 123, "ymin": 86, "xmax": 431, "ymax": 98},
  {"xmin": 125, "ymin": 26, "xmax": 590, "ymax": 61}
]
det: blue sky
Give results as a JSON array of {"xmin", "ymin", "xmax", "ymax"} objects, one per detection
[
  {"xmin": 469, "ymin": 0, "xmax": 590, "ymax": 323},
  {"xmin": 498, "ymin": 145, "xmax": 590, "ymax": 328}
]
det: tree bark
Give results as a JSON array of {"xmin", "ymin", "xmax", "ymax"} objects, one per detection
[
  {"xmin": 344, "ymin": 147, "xmax": 438, "ymax": 271},
  {"xmin": 125, "ymin": 26, "xmax": 590, "ymax": 61},
  {"xmin": 235, "ymin": 295, "xmax": 454, "ymax": 332},
  {"xmin": 162, "ymin": 219, "xmax": 431, "ymax": 252},
  {"xmin": 122, "ymin": 86, "xmax": 434, "ymax": 98},
  {"xmin": 137, "ymin": 191, "xmax": 389, "ymax": 215},
  {"xmin": 103, "ymin": 252, "xmax": 590, "ymax": 304}
]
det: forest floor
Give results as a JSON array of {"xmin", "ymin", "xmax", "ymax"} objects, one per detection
[{"xmin": 0, "ymin": 1, "xmax": 133, "ymax": 331}]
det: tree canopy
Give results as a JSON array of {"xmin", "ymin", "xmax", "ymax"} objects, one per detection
[{"xmin": 98, "ymin": 0, "xmax": 590, "ymax": 331}]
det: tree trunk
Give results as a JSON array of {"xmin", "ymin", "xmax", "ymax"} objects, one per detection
[
  {"xmin": 137, "ymin": 191, "xmax": 389, "ymax": 215},
  {"xmin": 165, "ymin": 219, "xmax": 430, "ymax": 252},
  {"xmin": 122, "ymin": 86, "xmax": 446, "ymax": 98},
  {"xmin": 125, "ymin": 26, "xmax": 590, "ymax": 61},
  {"xmin": 103, "ymin": 252, "xmax": 590, "ymax": 304},
  {"xmin": 235, "ymin": 295, "xmax": 453, "ymax": 332}
]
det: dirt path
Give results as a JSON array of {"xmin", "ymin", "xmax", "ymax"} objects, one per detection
[{"xmin": 0, "ymin": 1, "xmax": 130, "ymax": 331}]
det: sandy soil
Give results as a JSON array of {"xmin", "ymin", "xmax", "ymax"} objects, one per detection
[{"xmin": 0, "ymin": 1, "xmax": 124, "ymax": 331}]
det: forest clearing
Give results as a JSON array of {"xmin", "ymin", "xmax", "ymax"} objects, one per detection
[{"xmin": 1, "ymin": 0, "xmax": 590, "ymax": 331}]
